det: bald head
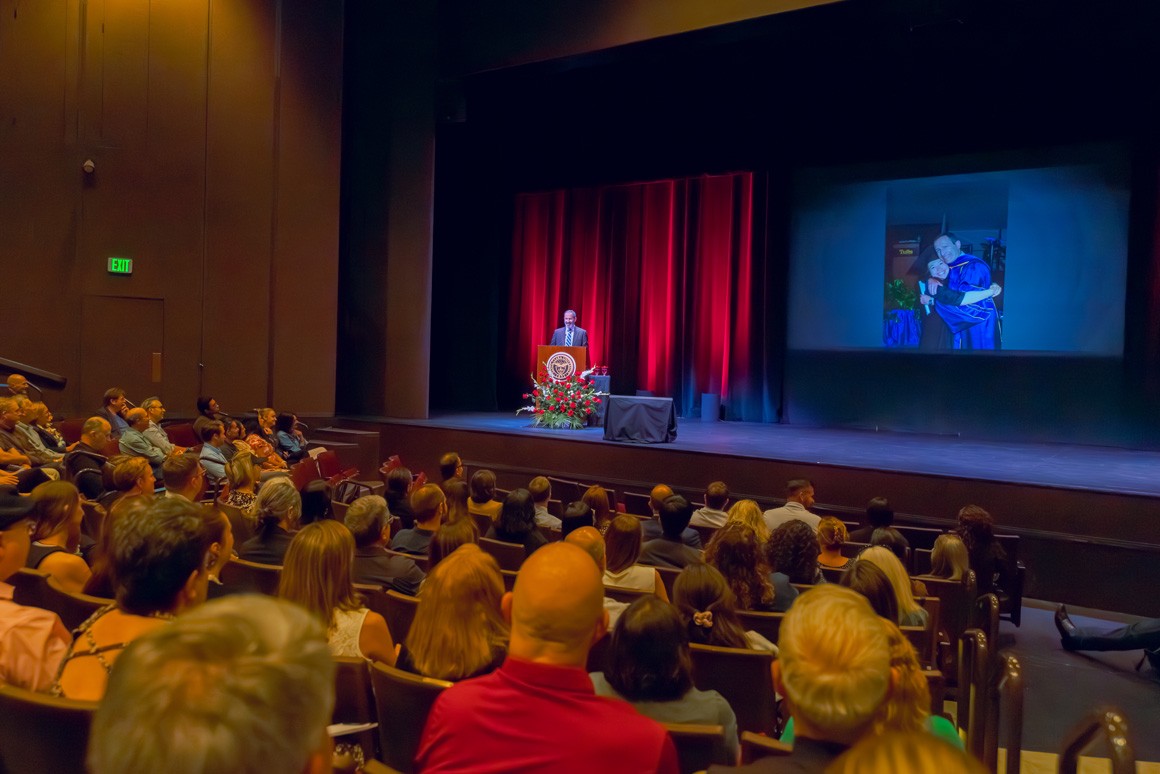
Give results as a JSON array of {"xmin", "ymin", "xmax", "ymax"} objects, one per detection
[
  {"xmin": 6, "ymin": 375, "xmax": 27, "ymax": 395},
  {"xmin": 649, "ymin": 484, "xmax": 674, "ymax": 514},
  {"xmin": 126, "ymin": 407, "xmax": 149, "ymax": 430},
  {"xmin": 565, "ymin": 526, "xmax": 606, "ymax": 571},
  {"xmin": 81, "ymin": 417, "xmax": 112, "ymax": 447},
  {"xmin": 506, "ymin": 543, "xmax": 606, "ymax": 665}
]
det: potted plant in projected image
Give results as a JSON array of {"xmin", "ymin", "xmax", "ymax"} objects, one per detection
[
  {"xmin": 518, "ymin": 369, "xmax": 608, "ymax": 429},
  {"xmin": 884, "ymin": 279, "xmax": 921, "ymax": 347}
]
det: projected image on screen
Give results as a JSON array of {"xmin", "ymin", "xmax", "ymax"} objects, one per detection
[
  {"xmin": 788, "ymin": 147, "xmax": 1129, "ymax": 355},
  {"xmin": 883, "ymin": 181, "xmax": 1008, "ymax": 350}
]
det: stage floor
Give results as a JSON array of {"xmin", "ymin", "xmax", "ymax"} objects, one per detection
[{"xmin": 389, "ymin": 412, "xmax": 1160, "ymax": 500}]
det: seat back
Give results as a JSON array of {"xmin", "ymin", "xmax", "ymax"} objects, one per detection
[
  {"xmin": 316, "ymin": 449, "xmax": 353, "ymax": 480},
  {"xmin": 893, "ymin": 525, "xmax": 946, "ymax": 551},
  {"xmin": 10, "ymin": 568, "xmax": 53, "ymax": 612},
  {"xmin": 919, "ymin": 573, "xmax": 977, "ymax": 677},
  {"xmin": 913, "ymin": 548, "xmax": 934, "ymax": 576},
  {"xmin": 739, "ymin": 731, "xmax": 792, "ymax": 763},
  {"xmin": 380, "ymin": 590, "xmax": 420, "ymax": 643},
  {"xmin": 663, "ymin": 723, "xmax": 730, "ymax": 774},
  {"xmin": 333, "ymin": 657, "xmax": 379, "ymax": 763},
  {"xmin": 386, "ymin": 549, "xmax": 428, "ymax": 573},
  {"xmin": 652, "ymin": 566, "xmax": 680, "ymax": 599},
  {"xmin": 1059, "ymin": 707, "xmax": 1135, "ymax": 774},
  {"xmin": 470, "ymin": 513, "xmax": 492, "ymax": 538},
  {"xmin": 500, "ymin": 570, "xmax": 518, "ymax": 593},
  {"xmin": 840, "ymin": 541, "xmax": 871, "ymax": 559},
  {"xmin": 736, "ymin": 610, "xmax": 785, "ymax": 645},
  {"xmin": 957, "ymin": 628, "xmax": 990, "ymax": 758},
  {"xmin": 369, "ymin": 662, "xmax": 452, "ymax": 774},
  {"xmin": 547, "ymin": 477, "xmax": 580, "ymax": 504},
  {"xmin": 42, "ymin": 576, "xmax": 110, "ymax": 631},
  {"xmin": 689, "ymin": 524, "xmax": 718, "ymax": 547},
  {"xmin": 217, "ymin": 557, "xmax": 282, "ymax": 596},
  {"xmin": 289, "ymin": 459, "xmax": 321, "ymax": 491},
  {"xmin": 56, "ymin": 418, "xmax": 86, "ymax": 446},
  {"xmin": 479, "ymin": 537, "xmax": 526, "ymax": 572},
  {"xmin": 164, "ymin": 422, "xmax": 198, "ymax": 448},
  {"xmin": 604, "ymin": 585, "xmax": 653, "ymax": 605},
  {"xmin": 216, "ymin": 498, "xmax": 255, "ymax": 545},
  {"xmin": 689, "ymin": 643, "xmax": 778, "ymax": 736},
  {"xmin": 353, "ymin": 584, "xmax": 391, "ymax": 623},
  {"xmin": 331, "ymin": 499, "xmax": 351, "ymax": 522},
  {"xmin": 0, "ymin": 683, "xmax": 96, "ymax": 774},
  {"xmin": 819, "ymin": 565, "xmax": 846, "ymax": 584},
  {"xmin": 622, "ymin": 491, "xmax": 652, "ymax": 517}
]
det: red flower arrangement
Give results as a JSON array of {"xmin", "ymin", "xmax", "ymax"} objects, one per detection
[{"xmin": 518, "ymin": 368, "xmax": 608, "ymax": 429}]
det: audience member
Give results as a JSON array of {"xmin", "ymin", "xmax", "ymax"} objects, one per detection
[
  {"xmin": 644, "ymin": 484, "xmax": 702, "ymax": 548},
  {"xmin": 96, "ymin": 388, "xmax": 131, "ymax": 438},
  {"xmin": 64, "ymin": 417, "xmax": 112, "ymax": 499},
  {"xmin": 922, "ymin": 533, "xmax": 970, "ymax": 581},
  {"xmin": 1054, "ymin": 604, "xmax": 1160, "ymax": 669},
  {"xmin": 224, "ymin": 451, "xmax": 260, "ymax": 510},
  {"xmin": 0, "ymin": 397, "xmax": 58, "ymax": 490},
  {"xmin": 344, "ymin": 495, "xmax": 424, "ymax": 595},
  {"xmin": 690, "ymin": 481, "xmax": 731, "ymax": 529},
  {"xmin": 108, "ymin": 456, "xmax": 156, "ymax": 507},
  {"xmin": 161, "ymin": 453, "xmax": 205, "ymax": 502},
  {"xmin": 27, "ymin": 401, "xmax": 66, "ymax": 455},
  {"xmin": 817, "ymin": 517, "xmax": 851, "ymax": 570},
  {"xmin": 585, "ymin": 484, "xmax": 614, "ymax": 534},
  {"xmin": 53, "ymin": 497, "xmax": 224, "ymax": 700},
  {"xmin": 725, "ymin": 499, "xmax": 770, "ymax": 542},
  {"xmin": 592, "ymin": 596, "xmax": 740, "ymax": 762},
  {"xmin": 414, "ymin": 542, "xmax": 678, "ymax": 773},
  {"xmin": 278, "ymin": 520, "xmax": 396, "ymax": 664},
  {"xmin": 467, "ymin": 469, "xmax": 503, "ymax": 522},
  {"xmin": 673, "ymin": 563, "xmax": 774, "ymax": 651},
  {"xmin": 603, "ymin": 514, "xmax": 668, "ymax": 600},
  {"xmin": 438, "ymin": 451, "xmax": 464, "ymax": 484},
  {"xmin": 565, "ymin": 526, "xmax": 628, "ymax": 628},
  {"xmin": 705, "ymin": 522, "xmax": 777, "ymax": 611},
  {"xmin": 428, "ymin": 516, "xmax": 479, "ymax": 573},
  {"xmin": 299, "ymin": 479, "xmax": 330, "ymax": 525},
  {"xmin": 840, "ymin": 560, "xmax": 899, "ymax": 623},
  {"xmin": 140, "ymin": 397, "xmax": 184, "ymax": 456},
  {"xmin": 0, "ymin": 493, "xmax": 70, "ymax": 692},
  {"xmin": 4, "ymin": 375, "xmax": 29, "ymax": 397},
  {"xmin": 191, "ymin": 396, "xmax": 223, "ymax": 440},
  {"xmin": 384, "ymin": 465, "xmax": 416, "ymax": 528},
  {"xmin": 827, "ymin": 732, "xmax": 983, "ymax": 774},
  {"xmin": 274, "ymin": 412, "xmax": 307, "ymax": 462},
  {"xmin": 12, "ymin": 396, "xmax": 63, "ymax": 465},
  {"xmin": 766, "ymin": 519, "xmax": 824, "ymax": 585},
  {"xmin": 252, "ymin": 407, "xmax": 279, "ymax": 449},
  {"xmin": 870, "ymin": 527, "xmax": 909, "ymax": 563},
  {"xmin": 198, "ymin": 420, "xmax": 229, "ymax": 482},
  {"xmin": 762, "ymin": 479, "xmax": 821, "ymax": 533},
  {"xmin": 118, "ymin": 408, "xmax": 166, "ymax": 474},
  {"xmin": 707, "ymin": 585, "xmax": 892, "ymax": 774},
  {"xmin": 858, "ymin": 547, "xmax": 928, "ymax": 628},
  {"xmin": 238, "ymin": 478, "xmax": 301, "ymax": 565},
  {"xmin": 956, "ymin": 505, "xmax": 1010, "ymax": 596},
  {"xmin": 529, "ymin": 475, "xmax": 561, "ymax": 528},
  {"xmin": 400, "ymin": 544, "xmax": 508, "ymax": 680},
  {"xmin": 640, "ymin": 494, "xmax": 703, "ymax": 569},
  {"xmin": 560, "ymin": 500, "xmax": 594, "ymax": 539},
  {"xmin": 27, "ymin": 481, "xmax": 91, "ymax": 592},
  {"xmin": 849, "ymin": 497, "xmax": 907, "ymax": 549},
  {"xmin": 485, "ymin": 488, "xmax": 549, "ymax": 557},
  {"xmin": 88, "ymin": 595, "xmax": 335, "ymax": 774},
  {"xmin": 442, "ymin": 479, "xmax": 471, "ymax": 525},
  {"xmin": 391, "ymin": 483, "xmax": 445, "ymax": 556},
  {"xmin": 82, "ymin": 496, "xmax": 147, "ymax": 599}
]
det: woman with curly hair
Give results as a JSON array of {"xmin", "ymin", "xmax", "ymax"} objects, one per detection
[
  {"xmin": 724, "ymin": 499, "xmax": 769, "ymax": 543},
  {"xmin": 955, "ymin": 505, "xmax": 1010, "ymax": 595},
  {"xmin": 672, "ymin": 563, "xmax": 774, "ymax": 651},
  {"xmin": 765, "ymin": 520, "xmax": 824, "ymax": 585},
  {"xmin": 703, "ymin": 523, "xmax": 776, "ymax": 612}
]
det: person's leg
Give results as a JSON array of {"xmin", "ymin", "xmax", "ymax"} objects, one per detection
[{"xmin": 1064, "ymin": 617, "xmax": 1160, "ymax": 652}]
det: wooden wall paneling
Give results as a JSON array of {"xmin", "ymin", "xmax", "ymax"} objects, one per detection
[
  {"xmin": 202, "ymin": 0, "xmax": 278, "ymax": 412},
  {"xmin": 270, "ymin": 0, "xmax": 343, "ymax": 415},
  {"xmin": 78, "ymin": 296, "xmax": 164, "ymax": 409}
]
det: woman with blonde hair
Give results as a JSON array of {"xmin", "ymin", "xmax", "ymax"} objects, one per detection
[
  {"xmin": 399, "ymin": 544, "xmax": 508, "ymax": 681},
  {"xmin": 602, "ymin": 515, "xmax": 668, "ymax": 600},
  {"xmin": 238, "ymin": 477, "xmax": 301, "ymax": 565},
  {"xmin": 28, "ymin": 481, "xmax": 92, "ymax": 593},
  {"xmin": 224, "ymin": 450, "xmax": 261, "ymax": 511},
  {"xmin": 583, "ymin": 485, "xmax": 612, "ymax": 534},
  {"xmin": 278, "ymin": 520, "xmax": 396, "ymax": 665},
  {"xmin": 829, "ymin": 732, "xmax": 981, "ymax": 774},
  {"xmin": 858, "ymin": 547, "xmax": 928, "ymax": 628},
  {"xmin": 724, "ymin": 499, "xmax": 769, "ymax": 542},
  {"xmin": 925, "ymin": 533, "xmax": 970, "ymax": 582},
  {"xmin": 816, "ymin": 516, "xmax": 850, "ymax": 570}
]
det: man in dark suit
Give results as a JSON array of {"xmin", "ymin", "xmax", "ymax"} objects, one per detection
[
  {"xmin": 345, "ymin": 494, "xmax": 425, "ymax": 595},
  {"xmin": 641, "ymin": 484, "xmax": 702, "ymax": 549},
  {"xmin": 639, "ymin": 495, "xmax": 702, "ymax": 569},
  {"xmin": 549, "ymin": 309, "xmax": 589, "ymax": 348}
]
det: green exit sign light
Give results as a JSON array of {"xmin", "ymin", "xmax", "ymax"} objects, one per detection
[{"xmin": 108, "ymin": 257, "xmax": 133, "ymax": 275}]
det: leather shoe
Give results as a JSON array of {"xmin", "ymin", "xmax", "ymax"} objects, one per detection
[{"xmin": 1055, "ymin": 604, "xmax": 1077, "ymax": 642}]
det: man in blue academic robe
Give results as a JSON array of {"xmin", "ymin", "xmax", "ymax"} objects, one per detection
[{"xmin": 933, "ymin": 233, "xmax": 1000, "ymax": 350}]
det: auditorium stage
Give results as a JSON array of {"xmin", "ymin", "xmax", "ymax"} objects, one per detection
[{"xmin": 338, "ymin": 411, "xmax": 1160, "ymax": 616}]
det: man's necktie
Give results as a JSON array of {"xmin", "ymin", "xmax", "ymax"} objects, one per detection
[{"xmin": 565, "ymin": 329, "xmax": 573, "ymax": 347}]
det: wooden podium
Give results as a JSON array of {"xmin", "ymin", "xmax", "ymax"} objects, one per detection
[{"xmin": 537, "ymin": 345, "xmax": 588, "ymax": 380}]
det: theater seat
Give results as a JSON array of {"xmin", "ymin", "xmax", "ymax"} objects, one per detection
[
  {"xmin": 0, "ymin": 683, "xmax": 96, "ymax": 773},
  {"xmin": 662, "ymin": 723, "xmax": 730, "ymax": 774},
  {"xmin": 378, "ymin": 589, "xmax": 419, "ymax": 643},
  {"xmin": 369, "ymin": 662, "xmax": 452, "ymax": 774},
  {"xmin": 739, "ymin": 731, "xmax": 792, "ymax": 763},
  {"xmin": 332, "ymin": 657, "xmax": 379, "ymax": 764},
  {"xmin": 603, "ymin": 586, "xmax": 653, "ymax": 605},
  {"xmin": 217, "ymin": 558, "xmax": 282, "ymax": 596},
  {"xmin": 216, "ymin": 498, "xmax": 255, "ymax": 546},
  {"xmin": 735, "ymin": 610, "xmax": 785, "ymax": 645},
  {"xmin": 479, "ymin": 537, "xmax": 526, "ymax": 572},
  {"xmin": 689, "ymin": 643, "xmax": 778, "ymax": 736}
]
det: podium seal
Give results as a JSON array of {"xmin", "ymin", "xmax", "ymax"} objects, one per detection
[{"xmin": 546, "ymin": 352, "xmax": 577, "ymax": 380}]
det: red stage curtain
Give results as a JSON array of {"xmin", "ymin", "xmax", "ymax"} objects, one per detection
[{"xmin": 507, "ymin": 172, "xmax": 778, "ymax": 421}]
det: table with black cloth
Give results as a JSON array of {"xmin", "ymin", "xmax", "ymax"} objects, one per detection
[
  {"xmin": 586, "ymin": 375, "xmax": 611, "ymax": 427},
  {"xmin": 602, "ymin": 395, "xmax": 677, "ymax": 444}
]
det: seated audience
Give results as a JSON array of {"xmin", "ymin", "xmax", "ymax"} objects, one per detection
[
  {"xmin": 560, "ymin": 500, "xmax": 594, "ymax": 539},
  {"xmin": 690, "ymin": 480, "xmax": 731, "ymax": 529},
  {"xmin": 467, "ymin": 469, "xmax": 503, "ymax": 523},
  {"xmin": 118, "ymin": 408, "xmax": 166, "ymax": 473},
  {"xmin": 299, "ymin": 479, "xmax": 330, "ymax": 525},
  {"xmin": 529, "ymin": 475, "xmax": 561, "ymax": 528},
  {"xmin": 28, "ymin": 482, "xmax": 91, "ymax": 593},
  {"xmin": 391, "ymin": 483, "xmax": 445, "ymax": 556},
  {"xmin": 140, "ymin": 397, "xmax": 184, "ymax": 456},
  {"xmin": 443, "ymin": 479, "xmax": 471, "ymax": 525},
  {"xmin": 705, "ymin": 522, "xmax": 777, "ymax": 611},
  {"xmin": 817, "ymin": 516, "xmax": 851, "ymax": 569},
  {"xmin": 849, "ymin": 497, "xmax": 908, "ymax": 549},
  {"xmin": 644, "ymin": 484, "xmax": 702, "ymax": 548},
  {"xmin": 0, "ymin": 493, "xmax": 70, "ymax": 691},
  {"xmin": 278, "ymin": 520, "xmax": 396, "ymax": 664},
  {"xmin": 224, "ymin": 451, "xmax": 260, "ymax": 510},
  {"xmin": 585, "ymin": 484, "xmax": 614, "ymax": 535},
  {"xmin": 673, "ymin": 562, "xmax": 774, "ymax": 651},
  {"xmin": 566, "ymin": 526, "xmax": 629, "ymax": 628},
  {"xmin": 870, "ymin": 526, "xmax": 910, "ymax": 563},
  {"xmin": 840, "ymin": 559, "xmax": 899, "ymax": 623},
  {"xmin": 161, "ymin": 452, "xmax": 205, "ymax": 502},
  {"xmin": 96, "ymin": 388, "xmax": 130, "ymax": 438},
  {"xmin": 274, "ymin": 412, "xmax": 307, "ymax": 462},
  {"xmin": 53, "ymin": 497, "xmax": 226, "ymax": 700},
  {"xmin": 828, "ymin": 732, "xmax": 984, "ymax": 774},
  {"xmin": 707, "ymin": 585, "xmax": 892, "ymax": 773},
  {"xmin": 725, "ymin": 498, "xmax": 770, "ymax": 542},
  {"xmin": 922, "ymin": 533, "xmax": 970, "ymax": 581},
  {"xmin": 13, "ymin": 396, "xmax": 63, "ymax": 465},
  {"xmin": 27, "ymin": 401, "xmax": 66, "ymax": 455},
  {"xmin": 64, "ymin": 417, "xmax": 113, "ymax": 500},
  {"xmin": 762, "ymin": 478, "xmax": 821, "ymax": 533},
  {"xmin": 414, "ymin": 543, "xmax": 678, "ymax": 773},
  {"xmin": 485, "ymin": 488, "xmax": 548, "ymax": 557},
  {"xmin": 400, "ymin": 544, "xmax": 508, "ymax": 680},
  {"xmin": 438, "ymin": 451, "xmax": 464, "ymax": 484},
  {"xmin": 592, "ymin": 596, "xmax": 740, "ymax": 762},
  {"xmin": 88, "ymin": 595, "xmax": 335, "ymax": 774},
  {"xmin": 858, "ymin": 547, "xmax": 928, "ymax": 628},
  {"xmin": 602, "ymin": 514, "xmax": 668, "ymax": 600},
  {"xmin": 428, "ymin": 516, "xmax": 479, "ymax": 573},
  {"xmin": 0, "ymin": 397, "xmax": 58, "ymax": 490},
  {"xmin": 197, "ymin": 420, "xmax": 229, "ymax": 482},
  {"xmin": 766, "ymin": 519, "xmax": 824, "ymax": 585},
  {"xmin": 956, "ymin": 505, "xmax": 1010, "ymax": 596},
  {"xmin": 639, "ymin": 494, "xmax": 703, "ymax": 569},
  {"xmin": 384, "ymin": 465, "xmax": 416, "ymax": 528},
  {"xmin": 344, "ymin": 494, "xmax": 425, "ymax": 595},
  {"xmin": 237, "ymin": 478, "xmax": 301, "ymax": 565}
]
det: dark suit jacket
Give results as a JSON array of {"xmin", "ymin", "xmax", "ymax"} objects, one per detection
[
  {"xmin": 238, "ymin": 526, "xmax": 294, "ymax": 566},
  {"xmin": 549, "ymin": 326, "xmax": 589, "ymax": 347},
  {"xmin": 638, "ymin": 536, "xmax": 701, "ymax": 569},
  {"xmin": 642, "ymin": 518, "xmax": 703, "ymax": 549},
  {"xmin": 352, "ymin": 545, "xmax": 425, "ymax": 596}
]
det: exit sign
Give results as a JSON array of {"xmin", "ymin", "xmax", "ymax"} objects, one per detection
[{"xmin": 107, "ymin": 257, "xmax": 133, "ymax": 275}]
